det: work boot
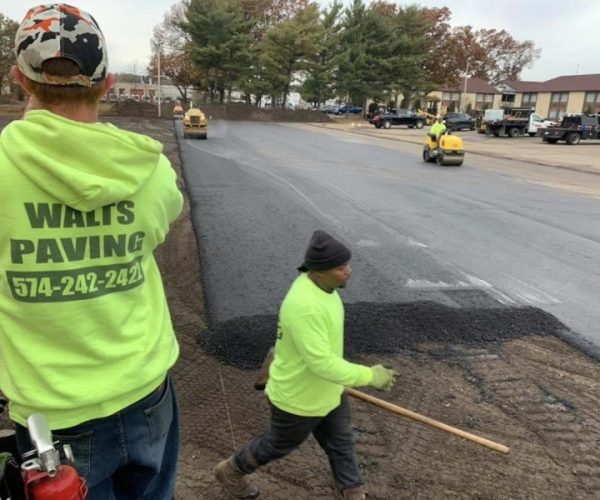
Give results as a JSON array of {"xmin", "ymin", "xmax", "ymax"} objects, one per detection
[
  {"xmin": 214, "ymin": 456, "xmax": 260, "ymax": 499},
  {"xmin": 342, "ymin": 485, "xmax": 366, "ymax": 500}
]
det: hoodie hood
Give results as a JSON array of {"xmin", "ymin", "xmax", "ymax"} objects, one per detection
[{"xmin": 1, "ymin": 110, "xmax": 163, "ymax": 212}]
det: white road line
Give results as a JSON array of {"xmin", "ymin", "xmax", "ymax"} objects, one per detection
[
  {"xmin": 408, "ymin": 238, "xmax": 428, "ymax": 248},
  {"xmin": 504, "ymin": 279, "xmax": 561, "ymax": 305},
  {"xmin": 405, "ymin": 274, "xmax": 518, "ymax": 306},
  {"xmin": 405, "ymin": 279, "xmax": 476, "ymax": 289}
]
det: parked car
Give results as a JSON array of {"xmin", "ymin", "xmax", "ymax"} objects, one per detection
[
  {"xmin": 322, "ymin": 104, "xmax": 342, "ymax": 114},
  {"xmin": 444, "ymin": 112, "xmax": 476, "ymax": 131},
  {"xmin": 370, "ymin": 108, "xmax": 426, "ymax": 129},
  {"xmin": 336, "ymin": 104, "xmax": 363, "ymax": 115}
]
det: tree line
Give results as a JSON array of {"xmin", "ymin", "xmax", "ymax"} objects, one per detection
[
  {"xmin": 0, "ymin": 13, "xmax": 19, "ymax": 98},
  {"xmin": 0, "ymin": 2, "xmax": 540, "ymax": 109},
  {"xmin": 149, "ymin": 0, "xmax": 540, "ymax": 109}
]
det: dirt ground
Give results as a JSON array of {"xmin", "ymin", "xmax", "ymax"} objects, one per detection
[{"xmin": 2, "ymin": 113, "xmax": 600, "ymax": 499}]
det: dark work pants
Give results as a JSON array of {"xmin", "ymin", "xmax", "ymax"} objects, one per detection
[
  {"xmin": 234, "ymin": 393, "xmax": 363, "ymax": 491},
  {"xmin": 15, "ymin": 375, "xmax": 179, "ymax": 500}
]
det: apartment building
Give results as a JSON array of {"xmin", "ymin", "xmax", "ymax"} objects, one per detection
[
  {"xmin": 424, "ymin": 74, "xmax": 600, "ymax": 120},
  {"xmin": 425, "ymin": 77, "xmax": 501, "ymax": 114},
  {"xmin": 498, "ymin": 74, "xmax": 600, "ymax": 119}
]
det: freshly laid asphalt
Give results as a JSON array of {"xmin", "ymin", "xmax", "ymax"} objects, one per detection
[
  {"xmin": 177, "ymin": 120, "xmax": 600, "ymax": 366},
  {"xmin": 199, "ymin": 303, "xmax": 567, "ymax": 370}
]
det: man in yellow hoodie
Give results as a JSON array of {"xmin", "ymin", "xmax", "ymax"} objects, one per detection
[
  {"xmin": 0, "ymin": 4, "xmax": 183, "ymax": 499},
  {"xmin": 214, "ymin": 230, "xmax": 398, "ymax": 500}
]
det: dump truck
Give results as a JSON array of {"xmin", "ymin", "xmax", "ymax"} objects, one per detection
[
  {"xmin": 476, "ymin": 109, "xmax": 504, "ymax": 134},
  {"xmin": 183, "ymin": 107, "xmax": 208, "ymax": 139},
  {"xmin": 485, "ymin": 108, "xmax": 553, "ymax": 137},
  {"xmin": 538, "ymin": 114, "xmax": 600, "ymax": 145}
]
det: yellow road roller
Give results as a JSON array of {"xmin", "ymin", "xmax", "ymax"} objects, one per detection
[
  {"xmin": 173, "ymin": 103, "xmax": 184, "ymax": 119},
  {"xmin": 183, "ymin": 106, "xmax": 208, "ymax": 139},
  {"xmin": 422, "ymin": 131, "xmax": 464, "ymax": 166}
]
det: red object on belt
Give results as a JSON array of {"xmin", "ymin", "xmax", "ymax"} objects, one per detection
[{"xmin": 23, "ymin": 465, "xmax": 88, "ymax": 500}]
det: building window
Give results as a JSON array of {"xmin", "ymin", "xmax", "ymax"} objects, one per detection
[
  {"xmin": 501, "ymin": 93, "xmax": 516, "ymax": 104},
  {"xmin": 548, "ymin": 92, "xmax": 569, "ymax": 119},
  {"xmin": 584, "ymin": 92, "xmax": 600, "ymax": 113},
  {"xmin": 522, "ymin": 93, "xmax": 537, "ymax": 107},
  {"xmin": 442, "ymin": 92, "xmax": 461, "ymax": 111},
  {"xmin": 475, "ymin": 93, "xmax": 494, "ymax": 110}
]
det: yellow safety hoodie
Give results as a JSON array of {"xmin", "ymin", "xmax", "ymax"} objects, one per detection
[
  {"xmin": 267, "ymin": 273, "xmax": 373, "ymax": 416},
  {"xmin": 0, "ymin": 110, "xmax": 183, "ymax": 429}
]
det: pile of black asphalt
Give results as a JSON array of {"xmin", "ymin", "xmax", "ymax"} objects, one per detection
[{"xmin": 197, "ymin": 301, "xmax": 569, "ymax": 369}]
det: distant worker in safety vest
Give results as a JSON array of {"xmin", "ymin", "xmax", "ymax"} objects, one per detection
[
  {"xmin": 431, "ymin": 114, "xmax": 447, "ymax": 142},
  {"xmin": 1, "ymin": 4, "xmax": 183, "ymax": 499}
]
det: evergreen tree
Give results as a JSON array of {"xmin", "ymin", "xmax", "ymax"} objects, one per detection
[
  {"xmin": 299, "ymin": 1, "xmax": 343, "ymax": 107},
  {"xmin": 258, "ymin": 4, "xmax": 322, "ymax": 107},
  {"xmin": 335, "ymin": 0, "xmax": 396, "ymax": 109},
  {"xmin": 390, "ymin": 5, "xmax": 435, "ymax": 108},
  {"xmin": 184, "ymin": 0, "xmax": 254, "ymax": 103}
]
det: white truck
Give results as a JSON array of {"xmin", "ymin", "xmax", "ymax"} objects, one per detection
[
  {"xmin": 485, "ymin": 108, "xmax": 554, "ymax": 138},
  {"xmin": 477, "ymin": 109, "xmax": 504, "ymax": 133}
]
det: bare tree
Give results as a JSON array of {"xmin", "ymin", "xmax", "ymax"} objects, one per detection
[{"xmin": 149, "ymin": 1, "xmax": 203, "ymax": 102}]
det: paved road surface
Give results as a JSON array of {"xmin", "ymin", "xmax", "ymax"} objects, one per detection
[{"xmin": 178, "ymin": 120, "xmax": 600, "ymax": 358}]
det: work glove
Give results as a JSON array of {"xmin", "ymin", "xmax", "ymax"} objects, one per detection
[{"xmin": 369, "ymin": 365, "xmax": 399, "ymax": 391}]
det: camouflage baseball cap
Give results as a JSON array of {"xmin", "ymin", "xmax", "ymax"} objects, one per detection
[{"xmin": 15, "ymin": 4, "xmax": 108, "ymax": 87}]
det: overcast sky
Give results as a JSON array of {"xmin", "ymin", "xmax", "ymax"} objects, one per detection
[{"xmin": 2, "ymin": 0, "xmax": 598, "ymax": 81}]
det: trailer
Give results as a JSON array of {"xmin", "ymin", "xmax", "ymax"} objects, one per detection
[{"xmin": 538, "ymin": 114, "xmax": 600, "ymax": 145}]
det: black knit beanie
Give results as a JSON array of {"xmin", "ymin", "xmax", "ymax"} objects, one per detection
[{"xmin": 297, "ymin": 230, "xmax": 352, "ymax": 272}]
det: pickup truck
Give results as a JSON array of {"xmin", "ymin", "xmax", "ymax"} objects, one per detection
[
  {"xmin": 486, "ymin": 108, "xmax": 554, "ymax": 137},
  {"xmin": 370, "ymin": 108, "xmax": 426, "ymax": 129},
  {"xmin": 538, "ymin": 114, "xmax": 600, "ymax": 145}
]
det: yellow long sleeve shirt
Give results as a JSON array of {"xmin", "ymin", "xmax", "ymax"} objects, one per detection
[{"xmin": 267, "ymin": 273, "xmax": 373, "ymax": 416}]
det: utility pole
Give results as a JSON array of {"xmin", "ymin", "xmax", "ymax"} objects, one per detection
[
  {"xmin": 462, "ymin": 60, "xmax": 469, "ymax": 112},
  {"xmin": 157, "ymin": 44, "xmax": 162, "ymax": 118}
]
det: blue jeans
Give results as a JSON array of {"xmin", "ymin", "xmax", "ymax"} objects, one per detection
[
  {"xmin": 15, "ymin": 374, "xmax": 179, "ymax": 500},
  {"xmin": 235, "ymin": 393, "xmax": 362, "ymax": 491}
]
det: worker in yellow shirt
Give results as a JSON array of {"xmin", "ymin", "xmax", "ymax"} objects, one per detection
[
  {"xmin": 214, "ymin": 230, "xmax": 398, "ymax": 500},
  {"xmin": 431, "ymin": 114, "xmax": 447, "ymax": 144}
]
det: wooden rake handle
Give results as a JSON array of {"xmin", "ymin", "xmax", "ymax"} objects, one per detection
[{"xmin": 346, "ymin": 387, "xmax": 509, "ymax": 454}]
